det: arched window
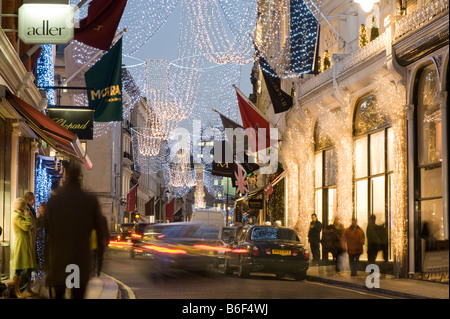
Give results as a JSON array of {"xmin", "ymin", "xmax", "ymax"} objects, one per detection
[
  {"xmin": 314, "ymin": 121, "xmax": 337, "ymax": 228},
  {"xmin": 353, "ymin": 94, "xmax": 393, "ymax": 261},
  {"xmin": 415, "ymin": 63, "xmax": 443, "ymax": 251}
]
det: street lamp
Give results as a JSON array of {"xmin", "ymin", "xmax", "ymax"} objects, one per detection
[{"xmin": 354, "ymin": 0, "xmax": 380, "ymax": 12}]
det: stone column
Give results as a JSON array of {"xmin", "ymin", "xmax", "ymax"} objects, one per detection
[{"xmin": 404, "ymin": 104, "xmax": 415, "ymax": 276}]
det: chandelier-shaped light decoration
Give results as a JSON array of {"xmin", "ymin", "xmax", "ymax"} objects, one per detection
[{"xmin": 186, "ymin": 0, "xmax": 257, "ymax": 64}]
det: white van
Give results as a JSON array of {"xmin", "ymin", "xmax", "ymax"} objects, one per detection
[{"xmin": 190, "ymin": 210, "xmax": 226, "ymax": 228}]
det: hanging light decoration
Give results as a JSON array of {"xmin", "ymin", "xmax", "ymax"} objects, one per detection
[{"xmin": 186, "ymin": 0, "xmax": 257, "ymax": 64}]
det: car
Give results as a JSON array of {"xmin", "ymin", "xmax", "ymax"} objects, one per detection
[
  {"xmin": 137, "ymin": 222, "xmax": 226, "ymax": 277},
  {"xmin": 108, "ymin": 223, "xmax": 154, "ymax": 256},
  {"xmin": 223, "ymin": 225, "xmax": 309, "ymax": 280}
]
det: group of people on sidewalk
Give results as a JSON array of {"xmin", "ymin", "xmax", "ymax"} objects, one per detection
[
  {"xmin": 308, "ymin": 213, "xmax": 388, "ymax": 276},
  {"xmin": 8, "ymin": 162, "xmax": 109, "ymax": 299}
]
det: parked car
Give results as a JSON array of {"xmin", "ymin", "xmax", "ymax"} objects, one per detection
[{"xmin": 223, "ymin": 225, "xmax": 309, "ymax": 280}]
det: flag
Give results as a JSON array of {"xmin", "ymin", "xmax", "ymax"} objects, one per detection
[
  {"xmin": 211, "ymin": 140, "xmax": 259, "ymax": 178},
  {"xmin": 259, "ymin": 56, "xmax": 293, "ymax": 114},
  {"xmin": 85, "ymin": 37, "xmax": 123, "ymax": 122},
  {"xmin": 211, "ymin": 140, "xmax": 235, "ymax": 178},
  {"xmin": 290, "ymin": 0, "xmax": 320, "ymax": 74},
  {"xmin": 235, "ymin": 86, "xmax": 278, "ymax": 152},
  {"xmin": 234, "ymin": 163, "xmax": 248, "ymax": 195},
  {"xmin": 126, "ymin": 185, "xmax": 137, "ymax": 212},
  {"xmin": 74, "ymin": 0, "xmax": 128, "ymax": 51}
]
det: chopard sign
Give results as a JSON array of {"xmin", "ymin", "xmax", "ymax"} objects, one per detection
[
  {"xmin": 18, "ymin": 4, "xmax": 74, "ymax": 44},
  {"xmin": 47, "ymin": 107, "xmax": 94, "ymax": 140}
]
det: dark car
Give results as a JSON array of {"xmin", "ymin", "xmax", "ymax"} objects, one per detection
[
  {"xmin": 138, "ymin": 222, "xmax": 225, "ymax": 277},
  {"xmin": 223, "ymin": 225, "xmax": 309, "ymax": 280}
]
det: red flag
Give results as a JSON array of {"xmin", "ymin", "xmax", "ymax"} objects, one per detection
[
  {"xmin": 165, "ymin": 199, "xmax": 175, "ymax": 222},
  {"xmin": 74, "ymin": 0, "xmax": 127, "ymax": 51},
  {"xmin": 235, "ymin": 87, "xmax": 278, "ymax": 152},
  {"xmin": 126, "ymin": 185, "xmax": 137, "ymax": 212}
]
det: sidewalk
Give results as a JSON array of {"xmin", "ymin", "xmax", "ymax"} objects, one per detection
[
  {"xmin": 1, "ymin": 273, "xmax": 121, "ymax": 299},
  {"xmin": 306, "ymin": 264, "xmax": 449, "ymax": 299}
]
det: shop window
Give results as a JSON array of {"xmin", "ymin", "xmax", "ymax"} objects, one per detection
[
  {"xmin": 415, "ymin": 63, "xmax": 444, "ymax": 245},
  {"xmin": 353, "ymin": 94, "xmax": 392, "ymax": 261},
  {"xmin": 314, "ymin": 121, "xmax": 336, "ymax": 226}
]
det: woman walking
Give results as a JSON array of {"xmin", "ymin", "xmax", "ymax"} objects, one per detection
[{"xmin": 12, "ymin": 198, "xmax": 36, "ymax": 298}]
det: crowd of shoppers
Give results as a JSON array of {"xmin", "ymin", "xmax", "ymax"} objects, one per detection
[{"xmin": 307, "ymin": 213, "xmax": 388, "ymax": 276}]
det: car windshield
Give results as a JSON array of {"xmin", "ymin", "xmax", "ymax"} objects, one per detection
[{"xmin": 251, "ymin": 227, "xmax": 299, "ymax": 241}]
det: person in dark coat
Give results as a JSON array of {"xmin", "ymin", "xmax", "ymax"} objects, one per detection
[
  {"xmin": 321, "ymin": 216, "xmax": 344, "ymax": 272},
  {"xmin": 44, "ymin": 162, "xmax": 106, "ymax": 299},
  {"xmin": 308, "ymin": 213, "xmax": 322, "ymax": 264}
]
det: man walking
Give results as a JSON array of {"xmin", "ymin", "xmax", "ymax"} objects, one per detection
[
  {"xmin": 341, "ymin": 218, "xmax": 365, "ymax": 276},
  {"xmin": 44, "ymin": 162, "xmax": 107, "ymax": 299},
  {"xmin": 308, "ymin": 213, "xmax": 322, "ymax": 265}
]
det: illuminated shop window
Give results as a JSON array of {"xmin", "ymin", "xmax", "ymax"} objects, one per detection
[
  {"xmin": 353, "ymin": 94, "xmax": 393, "ymax": 261},
  {"xmin": 415, "ymin": 63, "xmax": 444, "ymax": 246},
  {"xmin": 314, "ymin": 121, "xmax": 337, "ymax": 226}
]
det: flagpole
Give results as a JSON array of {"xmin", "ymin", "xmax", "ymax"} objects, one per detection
[
  {"xmin": 233, "ymin": 84, "xmax": 276, "ymax": 128},
  {"xmin": 60, "ymin": 29, "xmax": 127, "ymax": 87}
]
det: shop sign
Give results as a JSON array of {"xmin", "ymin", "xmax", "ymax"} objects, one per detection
[
  {"xmin": 248, "ymin": 198, "xmax": 263, "ymax": 210},
  {"xmin": 47, "ymin": 107, "xmax": 94, "ymax": 140},
  {"xmin": 18, "ymin": 3, "xmax": 74, "ymax": 44}
]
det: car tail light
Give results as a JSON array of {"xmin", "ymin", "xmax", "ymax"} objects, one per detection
[
  {"xmin": 131, "ymin": 233, "xmax": 142, "ymax": 239},
  {"xmin": 265, "ymin": 248, "xmax": 271, "ymax": 255},
  {"xmin": 292, "ymin": 249, "xmax": 299, "ymax": 256},
  {"xmin": 252, "ymin": 246, "xmax": 259, "ymax": 256},
  {"xmin": 303, "ymin": 249, "xmax": 310, "ymax": 260}
]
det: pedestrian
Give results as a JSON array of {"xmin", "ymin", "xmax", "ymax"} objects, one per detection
[
  {"xmin": 333, "ymin": 217, "xmax": 345, "ymax": 272},
  {"xmin": 341, "ymin": 218, "xmax": 365, "ymax": 276},
  {"xmin": 44, "ymin": 162, "xmax": 107, "ymax": 299},
  {"xmin": 308, "ymin": 213, "xmax": 322, "ymax": 265},
  {"xmin": 23, "ymin": 192, "xmax": 38, "ymax": 294},
  {"xmin": 366, "ymin": 215, "xmax": 379, "ymax": 264},
  {"xmin": 321, "ymin": 216, "xmax": 343, "ymax": 272},
  {"xmin": 11, "ymin": 198, "xmax": 36, "ymax": 298}
]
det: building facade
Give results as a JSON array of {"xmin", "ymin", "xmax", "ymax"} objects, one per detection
[
  {"xmin": 1, "ymin": 0, "xmax": 90, "ymax": 278},
  {"xmin": 255, "ymin": 0, "xmax": 448, "ymax": 280}
]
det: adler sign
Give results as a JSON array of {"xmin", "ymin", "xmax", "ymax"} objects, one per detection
[{"xmin": 18, "ymin": 3, "xmax": 74, "ymax": 44}]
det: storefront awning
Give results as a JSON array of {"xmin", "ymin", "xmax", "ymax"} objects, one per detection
[{"xmin": 5, "ymin": 90, "xmax": 92, "ymax": 169}]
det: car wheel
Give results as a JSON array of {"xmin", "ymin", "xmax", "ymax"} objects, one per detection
[
  {"xmin": 295, "ymin": 271, "xmax": 307, "ymax": 281},
  {"xmin": 224, "ymin": 258, "xmax": 233, "ymax": 275},
  {"xmin": 238, "ymin": 259, "xmax": 250, "ymax": 278}
]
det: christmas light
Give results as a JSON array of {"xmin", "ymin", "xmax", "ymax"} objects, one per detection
[{"xmin": 36, "ymin": 44, "xmax": 55, "ymax": 105}]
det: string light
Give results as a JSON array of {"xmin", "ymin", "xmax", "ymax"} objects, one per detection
[
  {"xmin": 36, "ymin": 44, "xmax": 55, "ymax": 105},
  {"xmin": 186, "ymin": 0, "xmax": 257, "ymax": 64}
]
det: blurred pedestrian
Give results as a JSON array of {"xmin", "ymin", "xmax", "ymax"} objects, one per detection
[
  {"xmin": 44, "ymin": 162, "xmax": 107, "ymax": 299},
  {"xmin": 366, "ymin": 215, "xmax": 379, "ymax": 264},
  {"xmin": 23, "ymin": 192, "xmax": 38, "ymax": 294},
  {"xmin": 341, "ymin": 218, "xmax": 365, "ymax": 276},
  {"xmin": 308, "ymin": 213, "xmax": 322, "ymax": 265},
  {"xmin": 367, "ymin": 215, "xmax": 389, "ymax": 264},
  {"xmin": 11, "ymin": 198, "xmax": 36, "ymax": 298},
  {"xmin": 321, "ymin": 216, "xmax": 343, "ymax": 272}
]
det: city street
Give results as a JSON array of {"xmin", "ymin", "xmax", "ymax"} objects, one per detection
[{"xmin": 102, "ymin": 250, "xmax": 392, "ymax": 300}]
